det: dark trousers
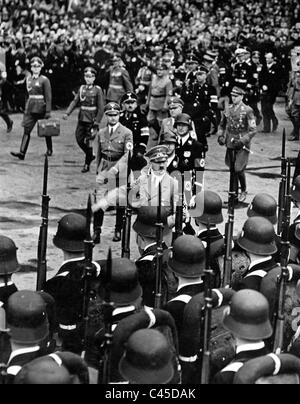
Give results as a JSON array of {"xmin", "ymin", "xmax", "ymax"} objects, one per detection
[
  {"xmin": 75, "ymin": 122, "xmax": 94, "ymax": 165},
  {"xmin": 261, "ymin": 94, "xmax": 278, "ymax": 132},
  {"xmin": 248, "ymin": 101, "xmax": 262, "ymax": 124},
  {"xmin": 93, "ymin": 206, "xmax": 125, "ymax": 235},
  {"xmin": 0, "ymin": 100, "xmax": 12, "ymax": 129},
  {"xmin": 20, "ymin": 113, "xmax": 52, "ymax": 156},
  {"xmin": 227, "ymin": 149, "xmax": 247, "ymax": 196}
]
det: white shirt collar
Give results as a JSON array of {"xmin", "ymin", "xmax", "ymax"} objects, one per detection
[
  {"xmin": 236, "ymin": 341, "xmax": 265, "ymax": 354},
  {"xmin": 249, "ymin": 256, "xmax": 272, "ymax": 270},
  {"xmin": 179, "ymin": 133, "xmax": 190, "ymax": 146},
  {"xmin": 177, "ymin": 278, "xmax": 203, "ymax": 292},
  {"xmin": 113, "ymin": 306, "xmax": 136, "ymax": 317},
  {"xmin": 108, "ymin": 123, "xmax": 119, "ymax": 133}
]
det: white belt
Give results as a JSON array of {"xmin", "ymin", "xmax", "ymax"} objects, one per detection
[
  {"xmin": 109, "ymin": 84, "xmax": 123, "ymax": 89},
  {"xmin": 81, "ymin": 106, "xmax": 97, "ymax": 111},
  {"xmin": 29, "ymin": 95, "xmax": 44, "ymax": 99},
  {"xmin": 59, "ymin": 324, "xmax": 77, "ymax": 331}
]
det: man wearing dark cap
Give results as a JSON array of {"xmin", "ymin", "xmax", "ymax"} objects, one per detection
[
  {"xmin": 213, "ymin": 289, "xmax": 272, "ymax": 384},
  {"xmin": 11, "ymin": 57, "xmax": 53, "ymax": 160},
  {"xmin": 159, "ymin": 96, "xmax": 184, "ymax": 144},
  {"xmin": 120, "ymin": 92, "xmax": 149, "ymax": 172},
  {"xmin": 94, "ymin": 102, "xmax": 133, "ymax": 242},
  {"xmin": 63, "ymin": 67, "xmax": 105, "ymax": 173},
  {"xmin": 5, "ymin": 290, "xmax": 51, "ymax": 383},
  {"xmin": 181, "ymin": 65, "xmax": 218, "ymax": 145},
  {"xmin": 218, "ymin": 86, "xmax": 257, "ymax": 203},
  {"xmin": 44, "ymin": 213, "xmax": 102, "ymax": 354}
]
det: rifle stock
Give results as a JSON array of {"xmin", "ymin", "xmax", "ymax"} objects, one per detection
[
  {"xmin": 36, "ymin": 155, "xmax": 50, "ymax": 291},
  {"xmin": 273, "ymin": 158, "xmax": 291, "ymax": 354},
  {"xmin": 200, "ymin": 224, "xmax": 213, "ymax": 384},
  {"xmin": 222, "ymin": 151, "xmax": 236, "ymax": 287},
  {"xmin": 81, "ymin": 194, "xmax": 96, "ymax": 356},
  {"xmin": 122, "ymin": 151, "xmax": 132, "ymax": 259},
  {"xmin": 155, "ymin": 182, "xmax": 164, "ymax": 309},
  {"xmin": 99, "ymin": 248, "xmax": 114, "ymax": 384},
  {"xmin": 277, "ymin": 129, "xmax": 287, "ymax": 236}
]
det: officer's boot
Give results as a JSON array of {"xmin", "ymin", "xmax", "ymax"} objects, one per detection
[
  {"xmin": 45, "ymin": 137, "xmax": 53, "ymax": 156},
  {"xmin": 93, "ymin": 208, "xmax": 104, "ymax": 244},
  {"xmin": 10, "ymin": 133, "xmax": 30, "ymax": 160},
  {"xmin": 113, "ymin": 207, "xmax": 125, "ymax": 242}
]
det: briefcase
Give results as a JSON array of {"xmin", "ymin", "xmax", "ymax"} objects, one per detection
[{"xmin": 37, "ymin": 119, "xmax": 60, "ymax": 137}]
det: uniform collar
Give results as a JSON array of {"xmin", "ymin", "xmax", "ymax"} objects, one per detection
[
  {"xmin": 236, "ymin": 341, "xmax": 265, "ymax": 354},
  {"xmin": 113, "ymin": 306, "xmax": 136, "ymax": 317},
  {"xmin": 108, "ymin": 123, "xmax": 119, "ymax": 133},
  {"xmin": 177, "ymin": 278, "xmax": 203, "ymax": 292},
  {"xmin": 8, "ymin": 346, "xmax": 40, "ymax": 364},
  {"xmin": 249, "ymin": 256, "xmax": 272, "ymax": 270},
  {"xmin": 62, "ymin": 256, "xmax": 84, "ymax": 266}
]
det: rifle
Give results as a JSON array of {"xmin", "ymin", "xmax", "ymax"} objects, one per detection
[
  {"xmin": 200, "ymin": 224, "xmax": 213, "ymax": 384},
  {"xmin": 93, "ymin": 189, "xmax": 102, "ymax": 245},
  {"xmin": 121, "ymin": 151, "xmax": 132, "ymax": 258},
  {"xmin": 277, "ymin": 129, "xmax": 287, "ymax": 236},
  {"xmin": 0, "ymin": 307, "xmax": 8, "ymax": 385},
  {"xmin": 273, "ymin": 158, "xmax": 292, "ymax": 354},
  {"xmin": 36, "ymin": 155, "xmax": 50, "ymax": 291},
  {"xmin": 81, "ymin": 194, "xmax": 96, "ymax": 356},
  {"xmin": 154, "ymin": 182, "xmax": 164, "ymax": 309},
  {"xmin": 99, "ymin": 248, "xmax": 114, "ymax": 384},
  {"xmin": 222, "ymin": 150, "xmax": 236, "ymax": 287},
  {"xmin": 174, "ymin": 171, "xmax": 184, "ymax": 240}
]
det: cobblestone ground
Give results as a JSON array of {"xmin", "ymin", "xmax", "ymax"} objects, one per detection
[{"xmin": 0, "ymin": 100, "xmax": 298, "ymax": 290}]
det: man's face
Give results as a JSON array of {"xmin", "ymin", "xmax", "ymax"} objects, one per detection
[
  {"xmin": 151, "ymin": 160, "xmax": 167, "ymax": 175},
  {"xmin": 123, "ymin": 100, "xmax": 137, "ymax": 112},
  {"xmin": 156, "ymin": 68, "xmax": 165, "ymax": 77},
  {"xmin": 84, "ymin": 73, "xmax": 95, "ymax": 86},
  {"xmin": 169, "ymin": 105, "xmax": 183, "ymax": 118},
  {"xmin": 107, "ymin": 113, "xmax": 120, "ymax": 126},
  {"xmin": 186, "ymin": 61, "xmax": 198, "ymax": 72},
  {"xmin": 196, "ymin": 71, "xmax": 207, "ymax": 84},
  {"xmin": 31, "ymin": 64, "xmax": 42, "ymax": 76},
  {"xmin": 265, "ymin": 54, "xmax": 273, "ymax": 64},
  {"xmin": 231, "ymin": 93, "xmax": 243, "ymax": 105},
  {"xmin": 177, "ymin": 123, "xmax": 190, "ymax": 137},
  {"xmin": 165, "ymin": 143, "xmax": 176, "ymax": 155}
]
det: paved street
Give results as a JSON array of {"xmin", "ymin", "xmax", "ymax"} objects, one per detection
[{"xmin": 0, "ymin": 100, "xmax": 298, "ymax": 290}]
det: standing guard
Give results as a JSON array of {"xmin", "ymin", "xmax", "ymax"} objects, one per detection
[
  {"xmin": 0, "ymin": 236, "xmax": 19, "ymax": 307},
  {"xmin": 0, "ymin": 61, "xmax": 13, "ymax": 133},
  {"xmin": 63, "ymin": 67, "xmax": 105, "ymax": 173},
  {"xmin": 11, "ymin": 57, "xmax": 53, "ymax": 160}
]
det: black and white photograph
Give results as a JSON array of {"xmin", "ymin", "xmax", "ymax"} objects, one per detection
[{"xmin": 1, "ymin": 0, "xmax": 300, "ymax": 386}]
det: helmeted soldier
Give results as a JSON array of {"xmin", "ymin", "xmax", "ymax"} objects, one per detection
[
  {"xmin": 0, "ymin": 236, "xmax": 19, "ymax": 308},
  {"xmin": 181, "ymin": 64, "xmax": 218, "ymax": 145},
  {"xmin": 289, "ymin": 176, "xmax": 300, "ymax": 264},
  {"xmin": 14, "ymin": 351, "xmax": 90, "ymax": 385},
  {"xmin": 119, "ymin": 91, "xmax": 149, "ymax": 172},
  {"xmin": 119, "ymin": 329, "xmax": 175, "ymax": 384},
  {"xmin": 94, "ymin": 102, "xmax": 133, "ymax": 242},
  {"xmin": 234, "ymin": 353, "xmax": 300, "ymax": 384},
  {"xmin": 11, "ymin": 57, "xmax": 53, "ymax": 160},
  {"xmin": 287, "ymin": 70, "xmax": 300, "ymax": 141},
  {"xmin": 232, "ymin": 49, "xmax": 253, "ymax": 91},
  {"xmin": 189, "ymin": 190, "xmax": 225, "ymax": 287},
  {"xmin": 134, "ymin": 206, "xmax": 176, "ymax": 307},
  {"xmin": 5, "ymin": 290, "xmax": 51, "ymax": 383},
  {"xmin": 213, "ymin": 289, "xmax": 272, "ymax": 384},
  {"xmin": 63, "ymin": 66, "xmax": 105, "ymax": 173},
  {"xmin": 87, "ymin": 258, "xmax": 143, "ymax": 369},
  {"xmin": 165, "ymin": 235, "xmax": 206, "ymax": 334},
  {"xmin": 44, "ymin": 213, "xmax": 102, "ymax": 355},
  {"xmin": 218, "ymin": 86, "xmax": 257, "ymax": 203},
  {"xmin": 233, "ymin": 217, "xmax": 278, "ymax": 291}
]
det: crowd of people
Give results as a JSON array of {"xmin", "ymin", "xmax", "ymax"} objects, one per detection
[{"xmin": 2, "ymin": 0, "xmax": 300, "ymax": 387}]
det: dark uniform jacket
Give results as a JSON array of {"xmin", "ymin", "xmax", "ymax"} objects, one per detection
[
  {"xmin": 235, "ymin": 256, "xmax": 278, "ymax": 292},
  {"xmin": 119, "ymin": 106, "xmax": 149, "ymax": 153},
  {"xmin": 66, "ymin": 84, "xmax": 104, "ymax": 124},
  {"xmin": 0, "ymin": 282, "xmax": 18, "ymax": 308},
  {"xmin": 174, "ymin": 135, "xmax": 206, "ymax": 173},
  {"xmin": 6, "ymin": 346, "xmax": 44, "ymax": 384},
  {"xmin": 212, "ymin": 343, "xmax": 268, "ymax": 384},
  {"xmin": 259, "ymin": 62, "xmax": 281, "ymax": 99},
  {"xmin": 25, "ymin": 74, "xmax": 52, "ymax": 115},
  {"xmin": 164, "ymin": 282, "xmax": 204, "ymax": 335},
  {"xmin": 232, "ymin": 61, "xmax": 253, "ymax": 90}
]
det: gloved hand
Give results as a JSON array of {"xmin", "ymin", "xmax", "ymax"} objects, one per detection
[
  {"xmin": 218, "ymin": 135, "xmax": 226, "ymax": 146},
  {"xmin": 44, "ymin": 112, "xmax": 51, "ymax": 119},
  {"xmin": 96, "ymin": 171, "xmax": 108, "ymax": 185},
  {"xmin": 232, "ymin": 139, "xmax": 244, "ymax": 150},
  {"xmin": 62, "ymin": 114, "xmax": 68, "ymax": 120}
]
